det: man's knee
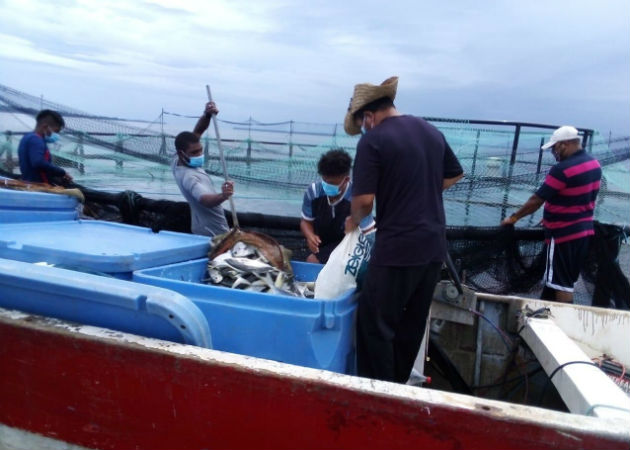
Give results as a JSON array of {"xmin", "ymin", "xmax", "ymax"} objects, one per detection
[
  {"xmin": 541, "ymin": 285, "xmax": 574, "ymax": 303},
  {"xmin": 555, "ymin": 290, "xmax": 573, "ymax": 303}
]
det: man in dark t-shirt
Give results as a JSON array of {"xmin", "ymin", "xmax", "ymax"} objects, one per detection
[{"xmin": 343, "ymin": 77, "xmax": 464, "ymax": 383}]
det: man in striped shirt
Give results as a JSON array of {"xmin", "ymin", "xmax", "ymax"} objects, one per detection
[{"xmin": 501, "ymin": 126, "xmax": 601, "ymax": 303}]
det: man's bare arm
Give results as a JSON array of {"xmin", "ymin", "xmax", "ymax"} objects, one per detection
[
  {"xmin": 443, "ymin": 173, "xmax": 464, "ymax": 191},
  {"xmin": 193, "ymin": 102, "xmax": 219, "ymax": 138},
  {"xmin": 300, "ymin": 219, "xmax": 322, "ymax": 254},
  {"xmin": 501, "ymin": 194, "xmax": 544, "ymax": 225},
  {"xmin": 345, "ymin": 193, "xmax": 374, "ymax": 233},
  {"xmin": 198, "ymin": 180, "xmax": 234, "ymax": 208}
]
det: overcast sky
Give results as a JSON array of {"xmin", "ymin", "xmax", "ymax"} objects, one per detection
[{"xmin": 0, "ymin": 0, "xmax": 628, "ymax": 136}]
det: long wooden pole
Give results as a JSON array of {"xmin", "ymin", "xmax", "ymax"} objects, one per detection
[{"xmin": 206, "ymin": 85, "xmax": 239, "ymax": 229}]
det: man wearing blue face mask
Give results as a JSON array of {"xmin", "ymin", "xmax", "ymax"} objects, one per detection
[
  {"xmin": 172, "ymin": 102, "xmax": 233, "ymax": 237},
  {"xmin": 301, "ymin": 149, "xmax": 375, "ymax": 263},
  {"xmin": 18, "ymin": 109, "xmax": 73, "ymax": 185}
]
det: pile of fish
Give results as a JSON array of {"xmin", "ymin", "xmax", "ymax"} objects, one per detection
[{"xmin": 202, "ymin": 229, "xmax": 314, "ymax": 298}]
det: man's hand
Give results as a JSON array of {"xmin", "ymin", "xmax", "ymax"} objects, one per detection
[
  {"xmin": 500, "ymin": 215, "xmax": 518, "ymax": 226},
  {"xmin": 194, "ymin": 102, "xmax": 218, "ymax": 137},
  {"xmin": 344, "ymin": 216, "xmax": 359, "ymax": 234},
  {"xmin": 500, "ymin": 195, "xmax": 544, "ymax": 227},
  {"xmin": 221, "ymin": 180, "xmax": 234, "ymax": 198},
  {"xmin": 204, "ymin": 101, "xmax": 219, "ymax": 118},
  {"xmin": 306, "ymin": 233, "xmax": 322, "ymax": 254}
]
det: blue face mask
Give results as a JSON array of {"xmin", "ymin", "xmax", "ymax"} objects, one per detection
[
  {"xmin": 45, "ymin": 132, "xmax": 60, "ymax": 144},
  {"xmin": 187, "ymin": 155, "xmax": 204, "ymax": 168},
  {"xmin": 321, "ymin": 180, "xmax": 341, "ymax": 197}
]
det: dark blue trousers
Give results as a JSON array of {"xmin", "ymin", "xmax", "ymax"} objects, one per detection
[{"xmin": 356, "ymin": 262, "xmax": 442, "ymax": 383}]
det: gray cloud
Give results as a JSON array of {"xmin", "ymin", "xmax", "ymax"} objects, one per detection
[{"xmin": 0, "ymin": 0, "xmax": 627, "ymax": 135}]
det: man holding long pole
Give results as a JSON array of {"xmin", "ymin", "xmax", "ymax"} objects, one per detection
[{"xmin": 172, "ymin": 101, "xmax": 234, "ymax": 237}]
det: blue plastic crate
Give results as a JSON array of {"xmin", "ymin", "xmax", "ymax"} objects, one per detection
[
  {"xmin": 0, "ymin": 187, "xmax": 78, "ymax": 223},
  {"xmin": 133, "ymin": 259, "xmax": 357, "ymax": 373},
  {"xmin": 0, "ymin": 220, "xmax": 210, "ymax": 279},
  {"xmin": 0, "ymin": 258, "xmax": 211, "ymax": 347}
]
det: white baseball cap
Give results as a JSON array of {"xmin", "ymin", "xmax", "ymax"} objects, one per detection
[{"xmin": 541, "ymin": 126, "xmax": 581, "ymax": 150}]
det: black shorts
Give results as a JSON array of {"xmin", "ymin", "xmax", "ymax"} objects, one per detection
[{"xmin": 543, "ymin": 237, "xmax": 591, "ymax": 292}]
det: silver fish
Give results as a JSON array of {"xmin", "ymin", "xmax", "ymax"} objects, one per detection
[
  {"xmin": 203, "ymin": 240, "xmax": 309, "ymax": 298},
  {"xmin": 226, "ymin": 257, "xmax": 275, "ymax": 274},
  {"xmin": 207, "ymin": 268, "xmax": 223, "ymax": 284},
  {"xmin": 244, "ymin": 280, "xmax": 269, "ymax": 293},
  {"xmin": 231, "ymin": 276, "xmax": 252, "ymax": 289},
  {"xmin": 231, "ymin": 241, "xmax": 257, "ymax": 258},
  {"xmin": 294, "ymin": 281, "xmax": 315, "ymax": 299},
  {"xmin": 208, "ymin": 252, "xmax": 232, "ymax": 269}
]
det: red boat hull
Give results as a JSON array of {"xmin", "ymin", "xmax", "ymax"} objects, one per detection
[{"xmin": 0, "ymin": 309, "xmax": 627, "ymax": 450}]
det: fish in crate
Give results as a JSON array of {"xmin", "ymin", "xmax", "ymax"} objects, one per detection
[{"xmin": 204, "ymin": 229, "xmax": 314, "ymax": 298}]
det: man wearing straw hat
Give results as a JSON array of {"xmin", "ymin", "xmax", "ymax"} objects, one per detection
[
  {"xmin": 344, "ymin": 76, "xmax": 464, "ymax": 383},
  {"xmin": 172, "ymin": 101, "xmax": 234, "ymax": 237}
]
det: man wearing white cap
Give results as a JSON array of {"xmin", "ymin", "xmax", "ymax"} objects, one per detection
[
  {"xmin": 501, "ymin": 126, "xmax": 602, "ymax": 303},
  {"xmin": 343, "ymin": 76, "xmax": 464, "ymax": 383}
]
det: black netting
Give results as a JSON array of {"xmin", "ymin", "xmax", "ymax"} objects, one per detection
[
  {"xmin": 64, "ymin": 180, "xmax": 629, "ymax": 309},
  {"xmin": 446, "ymin": 226, "xmax": 547, "ymax": 295}
]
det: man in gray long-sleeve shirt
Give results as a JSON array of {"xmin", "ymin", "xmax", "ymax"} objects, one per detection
[{"xmin": 172, "ymin": 102, "xmax": 233, "ymax": 237}]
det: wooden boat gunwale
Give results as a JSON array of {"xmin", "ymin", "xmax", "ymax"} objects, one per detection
[{"xmin": 1, "ymin": 307, "xmax": 629, "ymax": 450}]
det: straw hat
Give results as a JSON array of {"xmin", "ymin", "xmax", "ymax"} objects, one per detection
[{"xmin": 344, "ymin": 76, "xmax": 398, "ymax": 135}]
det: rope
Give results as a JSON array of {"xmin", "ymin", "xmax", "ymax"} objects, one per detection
[{"xmin": 538, "ymin": 361, "xmax": 600, "ymax": 406}]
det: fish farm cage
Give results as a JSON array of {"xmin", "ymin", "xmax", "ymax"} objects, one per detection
[{"xmin": 1, "ymin": 82, "xmax": 628, "ymax": 308}]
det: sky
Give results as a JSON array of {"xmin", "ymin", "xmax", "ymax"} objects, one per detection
[{"xmin": 0, "ymin": 0, "xmax": 628, "ymax": 136}]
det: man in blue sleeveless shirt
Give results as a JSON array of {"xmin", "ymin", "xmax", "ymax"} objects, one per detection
[{"xmin": 301, "ymin": 149, "xmax": 375, "ymax": 263}]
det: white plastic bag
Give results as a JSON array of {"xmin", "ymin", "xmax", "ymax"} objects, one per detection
[{"xmin": 314, "ymin": 228, "xmax": 374, "ymax": 300}]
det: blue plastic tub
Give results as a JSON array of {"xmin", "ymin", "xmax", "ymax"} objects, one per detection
[
  {"xmin": 0, "ymin": 258, "xmax": 212, "ymax": 347},
  {"xmin": 0, "ymin": 220, "xmax": 210, "ymax": 279},
  {"xmin": 0, "ymin": 187, "xmax": 78, "ymax": 223},
  {"xmin": 133, "ymin": 259, "xmax": 357, "ymax": 373}
]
